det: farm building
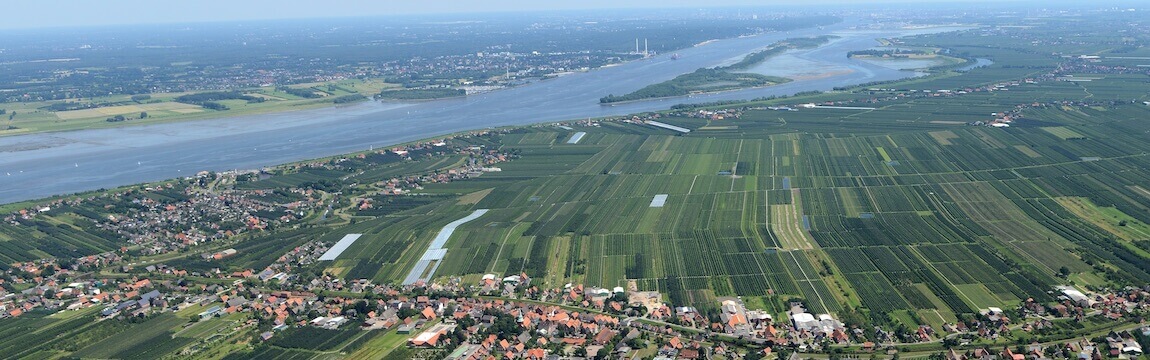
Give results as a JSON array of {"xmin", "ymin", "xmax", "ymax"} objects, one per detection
[
  {"xmin": 586, "ymin": 287, "xmax": 612, "ymax": 299},
  {"xmin": 792, "ymin": 312, "xmax": 818, "ymax": 330},
  {"xmin": 645, "ymin": 121, "xmax": 690, "ymax": 133},
  {"xmin": 1058, "ymin": 286, "xmax": 1092, "ymax": 307},
  {"xmin": 566, "ymin": 132, "xmax": 587, "ymax": 144},
  {"xmin": 310, "ymin": 316, "xmax": 348, "ymax": 329},
  {"xmin": 746, "ymin": 310, "xmax": 772, "ymax": 322},
  {"xmin": 397, "ymin": 322, "xmax": 419, "ymax": 334},
  {"xmin": 410, "ymin": 323, "xmax": 457, "ymax": 347},
  {"xmin": 792, "ymin": 311, "xmax": 842, "ymax": 334},
  {"xmin": 199, "ymin": 305, "xmax": 222, "ymax": 320}
]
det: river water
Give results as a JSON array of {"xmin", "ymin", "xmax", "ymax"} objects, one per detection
[{"xmin": 0, "ymin": 21, "xmax": 971, "ymax": 204}]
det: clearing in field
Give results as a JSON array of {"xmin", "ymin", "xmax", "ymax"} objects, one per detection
[
  {"xmin": 770, "ymin": 190, "xmax": 818, "ymax": 250},
  {"xmin": 953, "ymin": 283, "xmax": 1008, "ymax": 309},
  {"xmin": 876, "ymin": 147, "xmax": 892, "ymax": 162},
  {"xmin": 55, "ymin": 105, "xmax": 142, "ymax": 120},
  {"xmin": 969, "ymin": 128, "xmax": 1007, "ymax": 149},
  {"xmin": 1069, "ymin": 272, "xmax": 1108, "ymax": 287},
  {"xmin": 169, "ymin": 108, "xmax": 205, "ymax": 114},
  {"xmin": 77, "ymin": 313, "xmax": 192, "ymax": 359},
  {"xmin": 139, "ymin": 102, "xmax": 207, "ymax": 111},
  {"xmin": 928, "ymin": 130, "xmax": 959, "ymax": 145},
  {"xmin": 916, "ymin": 309, "xmax": 954, "ymax": 330},
  {"xmin": 1013, "ymin": 144, "xmax": 1042, "ymax": 158},
  {"xmin": 542, "ymin": 235, "xmax": 573, "ymax": 288},
  {"xmin": 456, "ymin": 188, "xmax": 493, "ymax": 205},
  {"xmin": 345, "ymin": 327, "xmax": 415, "ymax": 359},
  {"xmin": 837, "ymin": 188, "xmax": 866, "ymax": 218},
  {"xmin": 940, "ymin": 182, "xmax": 1084, "ymax": 274},
  {"xmin": 1055, "ymin": 196, "xmax": 1150, "ymax": 241},
  {"xmin": 1127, "ymin": 185, "xmax": 1150, "ymax": 201},
  {"xmin": 342, "ymin": 78, "xmax": 399, "ymax": 94},
  {"xmin": 326, "ymin": 266, "xmax": 349, "ymax": 277},
  {"xmin": 54, "ymin": 102, "xmax": 202, "ymax": 120},
  {"xmin": 1042, "ymin": 126, "xmax": 1087, "ymax": 140},
  {"xmin": 245, "ymin": 93, "xmax": 287, "ymax": 101}
]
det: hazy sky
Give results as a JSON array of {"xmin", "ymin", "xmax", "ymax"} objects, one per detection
[{"xmin": 2, "ymin": 0, "xmax": 1023, "ymax": 29}]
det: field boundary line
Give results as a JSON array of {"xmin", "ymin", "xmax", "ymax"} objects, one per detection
[
  {"xmin": 907, "ymin": 245, "xmax": 979, "ymax": 310},
  {"xmin": 487, "ymin": 224, "xmax": 523, "ymax": 273}
]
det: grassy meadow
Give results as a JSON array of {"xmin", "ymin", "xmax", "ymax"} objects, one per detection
[{"xmin": 0, "ymin": 78, "xmax": 392, "ymax": 136}]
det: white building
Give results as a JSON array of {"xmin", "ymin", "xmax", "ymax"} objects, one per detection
[{"xmin": 792, "ymin": 312, "xmax": 819, "ymax": 331}]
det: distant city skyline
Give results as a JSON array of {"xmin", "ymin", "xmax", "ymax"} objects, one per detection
[{"xmin": 0, "ymin": 0, "xmax": 1089, "ymax": 30}]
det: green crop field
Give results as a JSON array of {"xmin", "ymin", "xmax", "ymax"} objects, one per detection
[
  {"xmin": 77, "ymin": 313, "xmax": 194, "ymax": 359},
  {"xmin": 348, "ymin": 87, "xmax": 1150, "ymax": 318},
  {"xmin": 4, "ymin": 8, "xmax": 1150, "ymax": 359},
  {"xmin": 340, "ymin": 28, "xmax": 1150, "ymax": 324}
]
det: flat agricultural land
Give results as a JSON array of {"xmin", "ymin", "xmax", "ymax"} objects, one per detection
[
  {"xmin": 1041, "ymin": 126, "xmax": 1087, "ymax": 140},
  {"xmin": 17, "ymin": 61, "xmax": 1150, "ymax": 326},
  {"xmin": 33, "ymin": 65, "xmax": 1150, "ymax": 323},
  {"xmin": 312, "ymin": 78, "xmax": 1150, "ymax": 318},
  {"xmin": 8, "ymin": 13, "xmax": 1150, "ymax": 359},
  {"xmin": 334, "ymin": 62, "xmax": 1150, "ymax": 319},
  {"xmin": 1055, "ymin": 196, "xmax": 1150, "ymax": 241},
  {"xmin": 55, "ymin": 102, "xmax": 203, "ymax": 120},
  {"xmin": 770, "ymin": 191, "xmax": 818, "ymax": 250},
  {"xmin": 0, "ymin": 78, "xmax": 389, "ymax": 136}
]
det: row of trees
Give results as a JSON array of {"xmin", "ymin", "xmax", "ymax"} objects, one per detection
[
  {"xmin": 277, "ymin": 86, "xmax": 323, "ymax": 99},
  {"xmin": 377, "ymin": 88, "xmax": 465, "ymax": 100},
  {"xmin": 332, "ymin": 94, "xmax": 366, "ymax": 104},
  {"xmin": 105, "ymin": 112, "xmax": 148, "ymax": 122},
  {"xmin": 175, "ymin": 91, "xmax": 264, "ymax": 104}
]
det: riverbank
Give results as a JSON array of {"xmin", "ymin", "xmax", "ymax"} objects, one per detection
[
  {"xmin": 0, "ymin": 32, "xmax": 843, "ymax": 138},
  {"xmin": 0, "ymin": 21, "xmax": 973, "ymax": 204},
  {"xmin": 0, "ymin": 59, "xmax": 638, "ymax": 138},
  {"xmin": 850, "ymin": 53, "xmax": 967, "ymax": 71},
  {"xmin": 600, "ymin": 68, "xmax": 791, "ymax": 104},
  {"xmin": 597, "ymin": 78, "xmax": 795, "ymax": 106},
  {"xmin": 601, "ymin": 36, "xmax": 835, "ymax": 104},
  {"xmin": 0, "ymin": 80, "xmax": 388, "ymax": 138}
]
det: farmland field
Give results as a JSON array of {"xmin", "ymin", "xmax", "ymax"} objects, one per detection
[
  {"xmin": 77, "ymin": 313, "xmax": 194, "ymax": 359},
  {"xmin": 339, "ymin": 84, "xmax": 1150, "ymax": 320},
  {"xmin": 5, "ymin": 8, "xmax": 1150, "ymax": 359},
  {"xmin": 334, "ymin": 25, "xmax": 1150, "ymax": 324},
  {"xmin": 1055, "ymin": 196, "xmax": 1150, "ymax": 241},
  {"xmin": 18, "ymin": 65, "xmax": 1150, "ymax": 342}
]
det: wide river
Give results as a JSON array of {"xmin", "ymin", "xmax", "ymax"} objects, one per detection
[{"xmin": 0, "ymin": 20, "xmax": 970, "ymax": 204}]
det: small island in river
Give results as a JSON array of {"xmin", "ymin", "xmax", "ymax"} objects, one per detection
[{"xmin": 600, "ymin": 35, "xmax": 837, "ymax": 104}]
